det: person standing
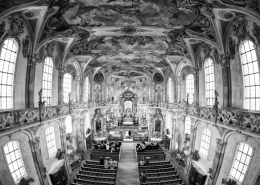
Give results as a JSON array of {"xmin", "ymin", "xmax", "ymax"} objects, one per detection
[
  {"xmin": 129, "ymin": 130, "xmax": 131, "ymax": 136},
  {"xmin": 100, "ymin": 157, "xmax": 104, "ymax": 165}
]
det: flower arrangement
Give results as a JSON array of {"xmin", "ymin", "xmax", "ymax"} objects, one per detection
[
  {"xmin": 191, "ymin": 150, "xmax": 200, "ymax": 161},
  {"xmin": 221, "ymin": 178, "xmax": 237, "ymax": 185}
]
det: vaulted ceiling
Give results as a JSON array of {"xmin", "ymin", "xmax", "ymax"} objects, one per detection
[{"xmin": 1, "ymin": 0, "xmax": 260, "ymax": 79}]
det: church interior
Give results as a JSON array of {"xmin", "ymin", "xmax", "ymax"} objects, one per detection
[{"xmin": 1, "ymin": 0, "xmax": 260, "ymax": 185}]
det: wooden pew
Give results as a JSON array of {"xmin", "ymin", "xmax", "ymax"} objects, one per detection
[
  {"xmin": 133, "ymin": 136, "xmax": 148, "ymax": 141},
  {"xmin": 139, "ymin": 167, "xmax": 175, "ymax": 173},
  {"xmin": 137, "ymin": 154, "xmax": 166, "ymax": 162},
  {"xmin": 93, "ymin": 149, "xmax": 120, "ymax": 153},
  {"xmin": 79, "ymin": 170, "xmax": 116, "ymax": 177},
  {"xmin": 92, "ymin": 151, "xmax": 120, "ymax": 155},
  {"xmin": 142, "ymin": 161, "xmax": 171, "ymax": 166},
  {"xmin": 83, "ymin": 163, "xmax": 118, "ymax": 169},
  {"xmin": 137, "ymin": 152, "xmax": 165, "ymax": 155},
  {"xmin": 137, "ymin": 149, "xmax": 163, "ymax": 153},
  {"xmin": 81, "ymin": 166, "xmax": 117, "ymax": 173},
  {"xmin": 108, "ymin": 136, "xmax": 123, "ymax": 141},
  {"xmin": 139, "ymin": 164, "xmax": 172, "ymax": 169},
  {"xmin": 90, "ymin": 153, "xmax": 120, "ymax": 161},
  {"xmin": 146, "ymin": 171, "xmax": 177, "ymax": 177},
  {"xmin": 74, "ymin": 178, "xmax": 116, "ymax": 185},
  {"xmin": 141, "ymin": 178, "xmax": 182, "ymax": 185},
  {"xmin": 76, "ymin": 174, "xmax": 116, "ymax": 181}
]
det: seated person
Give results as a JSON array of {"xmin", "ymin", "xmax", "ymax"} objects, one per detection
[
  {"xmin": 100, "ymin": 157, "xmax": 104, "ymax": 165},
  {"xmin": 139, "ymin": 158, "xmax": 145, "ymax": 166},
  {"xmin": 106, "ymin": 143, "xmax": 110, "ymax": 150},
  {"xmin": 104, "ymin": 160, "xmax": 109, "ymax": 169},
  {"xmin": 140, "ymin": 171, "xmax": 147, "ymax": 183}
]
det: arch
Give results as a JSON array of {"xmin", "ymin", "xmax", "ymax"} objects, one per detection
[
  {"xmin": 176, "ymin": 58, "xmax": 194, "ymax": 79},
  {"xmin": 64, "ymin": 58, "xmax": 82, "ymax": 79},
  {"xmin": 239, "ymin": 40, "xmax": 260, "ymax": 111},
  {"xmin": 0, "ymin": 38, "xmax": 19, "ymax": 109}
]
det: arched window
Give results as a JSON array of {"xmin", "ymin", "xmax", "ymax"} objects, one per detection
[
  {"xmin": 230, "ymin": 142, "xmax": 253, "ymax": 183},
  {"xmin": 65, "ymin": 116, "xmax": 72, "ymax": 134},
  {"xmin": 85, "ymin": 76, "xmax": 89, "ymax": 102},
  {"xmin": 184, "ymin": 117, "xmax": 191, "ymax": 134},
  {"xmin": 186, "ymin": 74, "xmax": 194, "ymax": 104},
  {"xmin": 168, "ymin": 77, "xmax": 173, "ymax": 102},
  {"xmin": 0, "ymin": 38, "xmax": 18, "ymax": 110},
  {"xmin": 199, "ymin": 128, "xmax": 211, "ymax": 157},
  {"xmin": 4, "ymin": 141, "xmax": 27, "ymax": 183},
  {"xmin": 63, "ymin": 73, "xmax": 72, "ymax": 103},
  {"xmin": 240, "ymin": 40, "xmax": 260, "ymax": 111},
  {"xmin": 205, "ymin": 58, "xmax": 215, "ymax": 106},
  {"xmin": 45, "ymin": 126, "xmax": 56, "ymax": 156},
  {"xmin": 42, "ymin": 57, "xmax": 53, "ymax": 105}
]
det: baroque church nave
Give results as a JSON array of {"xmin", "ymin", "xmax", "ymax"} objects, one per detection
[{"xmin": 1, "ymin": 0, "xmax": 260, "ymax": 185}]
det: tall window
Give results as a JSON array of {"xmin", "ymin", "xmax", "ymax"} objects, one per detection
[
  {"xmin": 199, "ymin": 128, "xmax": 211, "ymax": 157},
  {"xmin": 168, "ymin": 77, "xmax": 173, "ymax": 102},
  {"xmin": 0, "ymin": 38, "xmax": 18, "ymax": 109},
  {"xmin": 42, "ymin": 57, "xmax": 53, "ymax": 105},
  {"xmin": 65, "ymin": 116, "xmax": 72, "ymax": 134},
  {"xmin": 85, "ymin": 76, "xmax": 89, "ymax": 102},
  {"xmin": 205, "ymin": 58, "xmax": 215, "ymax": 106},
  {"xmin": 186, "ymin": 74, "xmax": 194, "ymax": 104},
  {"xmin": 4, "ymin": 141, "xmax": 27, "ymax": 183},
  {"xmin": 240, "ymin": 40, "xmax": 260, "ymax": 111},
  {"xmin": 45, "ymin": 127, "xmax": 56, "ymax": 156},
  {"xmin": 230, "ymin": 142, "xmax": 253, "ymax": 183},
  {"xmin": 63, "ymin": 73, "xmax": 72, "ymax": 103},
  {"xmin": 184, "ymin": 117, "xmax": 191, "ymax": 134}
]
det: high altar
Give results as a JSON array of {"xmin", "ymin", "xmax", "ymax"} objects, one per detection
[{"xmin": 118, "ymin": 89, "xmax": 138, "ymax": 126}]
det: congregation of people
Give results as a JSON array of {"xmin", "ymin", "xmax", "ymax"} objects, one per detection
[
  {"xmin": 94, "ymin": 140, "xmax": 121, "ymax": 152},
  {"xmin": 136, "ymin": 141, "xmax": 160, "ymax": 152}
]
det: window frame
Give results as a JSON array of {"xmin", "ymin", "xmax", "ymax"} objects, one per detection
[
  {"xmin": 63, "ymin": 73, "xmax": 72, "ymax": 104},
  {"xmin": 0, "ymin": 37, "xmax": 19, "ymax": 110},
  {"xmin": 204, "ymin": 57, "xmax": 215, "ymax": 107},
  {"xmin": 85, "ymin": 76, "xmax": 89, "ymax": 102},
  {"xmin": 2, "ymin": 140, "xmax": 28, "ymax": 184},
  {"xmin": 186, "ymin": 74, "xmax": 195, "ymax": 104},
  {"xmin": 42, "ymin": 57, "xmax": 54, "ymax": 106},
  {"xmin": 168, "ymin": 77, "xmax": 173, "ymax": 103},
  {"xmin": 65, "ymin": 116, "xmax": 72, "ymax": 134},
  {"xmin": 45, "ymin": 126, "xmax": 57, "ymax": 157},
  {"xmin": 229, "ymin": 142, "xmax": 254, "ymax": 184},
  {"xmin": 199, "ymin": 127, "xmax": 211, "ymax": 158},
  {"xmin": 239, "ymin": 40, "xmax": 260, "ymax": 111},
  {"xmin": 184, "ymin": 117, "xmax": 191, "ymax": 135}
]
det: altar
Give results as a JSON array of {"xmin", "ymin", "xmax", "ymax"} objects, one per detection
[{"xmin": 123, "ymin": 121, "xmax": 134, "ymax": 125}]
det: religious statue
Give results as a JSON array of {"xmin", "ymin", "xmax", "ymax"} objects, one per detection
[
  {"xmin": 155, "ymin": 120, "xmax": 161, "ymax": 132},
  {"xmin": 156, "ymin": 86, "xmax": 162, "ymax": 102}
]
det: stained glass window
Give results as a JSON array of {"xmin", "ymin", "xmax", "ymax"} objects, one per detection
[
  {"xmin": 42, "ymin": 57, "xmax": 53, "ymax": 105},
  {"xmin": 205, "ymin": 58, "xmax": 215, "ymax": 106},
  {"xmin": 240, "ymin": 40, "xmax": 260, "ymax": 110},
  {"xmin": 4, "ymin": 141, "xmax": 27, "ymax": 183},
  {"xmin": 230, "ymin": 142, "xmax": 253, "ymax": 183},
  {"xmin": 0, "ymin": 38, "xmax": 18, "ymax": 109},
  {"xmin": 63, "ymin": 73, "xmax": 72, "ymax": 103}
]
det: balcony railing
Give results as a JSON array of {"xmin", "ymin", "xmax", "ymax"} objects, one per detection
[{"xmin": 1, "ymin": 100, "xmax": 259, "ymax": 136}]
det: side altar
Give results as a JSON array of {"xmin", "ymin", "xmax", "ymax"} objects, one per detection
[{"xmin": 118, "ymin": 89, "xmax": 139, "ymax": 126}]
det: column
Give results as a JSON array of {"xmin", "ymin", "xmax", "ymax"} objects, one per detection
[
  {"xmin": 208, "ymin": 139, "xmax": 227, "ymax": 185},
  {"xmin": 194, "ymin": 68, "xmax": 199, "ymax": 106},
  {"xmin": 174, "ymin": 77, "xmax": 181, "ymax": 103},
  {"xmin": 29, "ymin": 137, "xmax": 49, "ymax": 185},
  {"xmin": 58, "ymin": 69, "xmax": 64, "ymax": 105},
  {"xmin": 25, "ymin": 52, "xmax": 36, "ymax": 108}
]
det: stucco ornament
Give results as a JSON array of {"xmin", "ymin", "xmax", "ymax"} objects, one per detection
[
  {"xmin": 7, "ymin": 15, "xmax": 25, "ymax": 39},
  {"xmin": 22, "ymin": 35, "xmax": 30, "ymax": 58},
  {"xmin": 232, "ymin": 17, "xmax": 248, "ymax": 41},
  {"xmin": 0, "ymin": 21, "xmax": 6, "ymax": 39}
]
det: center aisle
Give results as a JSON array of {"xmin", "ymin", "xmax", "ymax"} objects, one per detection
[{"xmin": 116, "ymin": 142, "xmax": 140, "ymax": 185}]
